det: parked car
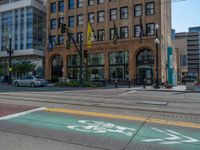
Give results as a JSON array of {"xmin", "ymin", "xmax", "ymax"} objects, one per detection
[{"xmin": 13, "ymin": 76, "xmax": 48, "ymax": 87}]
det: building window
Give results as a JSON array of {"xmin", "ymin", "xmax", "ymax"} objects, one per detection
[
  {"xmin": 88, "ymin": 0, "xmax": 95, "ymax": 6},
  {"xmin": 109, "ymin": 51, "xmax": 129, "ymax": 81},
  {"xmin": 58, "ymin": 35, "xmax": 64, "ymax": 45},
  {"xmin": 97, "ymin": 11, "xmax": 104, "ymax": 22},
  {"xmin": 59, "ymin": 1, "xmax": 64, "ymax": 12},
  {"xmin": 97, "ymin": 29, "xmax": 105, "ymax": 41},
  {"xmin": 181, "ymin": 55, "xmax": 187, "ymax": 66},
  {"xmin": 77, "ymin": 15, "xmax": 83, "ymax": 26},
  {"xmin": 120, "ymin": 7, "xmax": 128, "ymax": 19},
  {"xmin": 134, "ymin": 4, "xmax": 142, "ymax": 17},
  {"xmin": 110, "ymin": 8, "xmax": 117, "ymax": 20},
  {"xmin": 134, "ymin": 25, "xmax": 141, "ymax": 37},
  {"xmin": 146, "ymin": 23, "xmax": 155, "ymax": 36},
  {"xmin": 91, "ymin": 32, "xmax": 96, "ymax": 42},
  {"xmin": 110, "ymin": 28, "xmax": 114, "ymax": 40},
  {"xmin": 77, "ymin": 0, "xmax": 83, "ymax": 8},
  {"xmin": 51, "ymin": 2, "xmax": 56, "ymax": 13},
  {"xmin": 68, "ymin": 16, "xmax": 74, "ymax": 27},
  {"xmin": 67, "ymin": 55, "xmax": 80, "ymax": 79},
  {"xmin": 146, "ymin": 2, "xmax": 154, "ymax": 16},
  {"xmin": 88, "ymin": 12, "xmax": 95, "ymax": 23},
  {"xmin": 50, "ymin": 35, "xmax": 57, "ymax": 46},
  {"xmin": 88, "ymin": 53, "xmax": 105, "ymax": 81},
  {"xmin": 97, "ymin": 0, "xmax": 104, "ymax": 4},
  {"xmin": 120, "ymin": 27, "xmax": 128, "ymax": 39},
  {"xmin": 69, "ymin": 0, "xmax": 74, "ymax": 9},
  {"xmin": 50, "ymin": 19, "xmax": 57, "ymax": 29},
  {"xmin": 58, "ymin": 17, "xmax": 64, "ymax": 28},
  {"xmin": 77, "ymin": 32, "xmax": 83, "ymax": 43}
]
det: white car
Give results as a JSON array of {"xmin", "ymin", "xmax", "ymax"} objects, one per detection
[{"xmin": 13, "ymin": 76, "xmax": 48, "ymax": 87}]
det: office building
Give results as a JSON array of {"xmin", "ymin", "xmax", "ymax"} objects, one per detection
[
  {"xmin": 0, "ymin": 0, "xmax": 46, "ymax": 77},
  {"xmin": 174, "ymin": 27, "xmax": 200, "ymax": 82},
  {"xmin": 45, "ymin": 0, "xmax": 173, "ymax": 84}
]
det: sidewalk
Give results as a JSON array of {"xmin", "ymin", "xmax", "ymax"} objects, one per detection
[
  {"xmin": 0, "ymin": 83, "xmax": 12, "ymax": 87},
  {"xmin": 133, "ymin": 85, "xmax": 200, "ymax": 93}
]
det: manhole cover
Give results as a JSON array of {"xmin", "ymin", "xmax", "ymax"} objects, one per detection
[{"xmin": 137, "ymin": 100, "xmax": 168, "ymax": 105}]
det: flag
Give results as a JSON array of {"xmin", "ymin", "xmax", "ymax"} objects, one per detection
[
  {"xmin": 139, "ymin": 16, "xmax": 144, "ymax": 43},
  {"xmin": 48, "ymin": 33, "xmax": 53, "ymax": 51},
  {"xmin": 113, "ymin": 21, "xmax": 118, "ymax": 45},
  {"xmin": 87, "ymin": 21, "xmax": 92, "ymax": 48}
]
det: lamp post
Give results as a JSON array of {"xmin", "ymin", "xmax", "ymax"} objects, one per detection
[
  {"xmin": 79, "ymin": 33, "xmax": 83, "ymax": 87},
  {"xmin": 154, "ymin": 24, "xmax": 160, "ymax": 89},
  {"xmin": 7, "ymin": 35, "xmax": 13, "ymax": 84}
]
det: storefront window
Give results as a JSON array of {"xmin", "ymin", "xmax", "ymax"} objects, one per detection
[
  {"xmin": 109, "ymin": 51, "xmax": 129, "ymax": 81},
  {"xmin": 67, "ymin": 55, "xmax": 79, "ymax": 79},
  {"xmin": 51, "ymin": 55, "xmax": 63, "ymax": 82},
  {"xmin": 87, "ymin": 53, "xmax": 105, "ymax": 81}
]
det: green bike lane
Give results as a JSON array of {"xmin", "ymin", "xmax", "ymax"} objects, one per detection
[{"xmin": 0, "ymin": 108, "xmax": 200, "ymax": 150}]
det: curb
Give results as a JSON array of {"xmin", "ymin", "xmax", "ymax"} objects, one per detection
[{"xmin": 136, "ymin": 89, "xmax": 200, "ymax": 93}]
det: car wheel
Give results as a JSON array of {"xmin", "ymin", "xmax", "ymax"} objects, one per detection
[
  {"xmin": 30, "ymin": 82, "xmax": 35, "ymax": 88},
  {"xmin": 14, "ymin": 82, "xmax": 19, "ymax": 87}
]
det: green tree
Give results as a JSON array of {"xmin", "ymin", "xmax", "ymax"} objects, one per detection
[
  {"xmin": 0, "ymin": 64, "xmax": 3, "ymax": 76},
  {"xmin": 0, "ymin": 55, "xmax": 4, "ymax": 76},
  {"xmin": 12, "ymin": 62, "xmax": 36, "ymax": 77}
]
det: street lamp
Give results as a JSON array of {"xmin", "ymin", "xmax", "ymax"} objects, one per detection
[
  {"xmin": 154, "ymin": 24, "xmax": 160, "ymax": 89},
  {"xmin": 7, "ymin": 35, "xmax": 13, "ymax": 84}
]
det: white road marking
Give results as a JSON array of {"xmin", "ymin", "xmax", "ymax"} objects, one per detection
[
  {"xmin": 119, "ymin": 90, "xmax": 136, "ymax": 96},
  {"xmin": 143, "ymin": 128, "xmax": 199, "ymax": 145},
  {"xmin": 67, "ymin": 120, "xmax": 136, "ymax": 136},
  {"xmin": 0, "ymin": 107, "xmax": 47, "ymax": 120}
]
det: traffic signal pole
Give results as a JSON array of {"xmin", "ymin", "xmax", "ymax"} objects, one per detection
[
  {"xmin": 8, "ymin": 35, "xmax": 12, "ymax": 84},
  {"xmin": 61, "ymin": 23, "xmax": 83, "ymax": 87}
]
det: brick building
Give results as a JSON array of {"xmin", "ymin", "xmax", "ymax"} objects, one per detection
[{"xmin": 45, "ymin": 0, "xmax": 172, "ymax": 84}]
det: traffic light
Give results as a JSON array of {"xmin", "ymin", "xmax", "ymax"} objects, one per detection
[{"xmin": 61, "ymin": 23, "xmax": 66, "ymax": 34}]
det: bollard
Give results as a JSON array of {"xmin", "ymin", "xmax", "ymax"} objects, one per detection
[
  {"xmin": 128, "ymin": 80, "xmax": 131, "ymax": 88},
  {"xmin": 115, "ymin": 80, "xmax": 118, "ymax": 88},
  {"xmin": 143, "ymin": 79, "xmax": 146, "ymax": 89}
]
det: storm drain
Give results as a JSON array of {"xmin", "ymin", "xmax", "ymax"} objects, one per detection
[{"xmin": 137, "ymin": 100, "xmax": 168, "ymax": 106}]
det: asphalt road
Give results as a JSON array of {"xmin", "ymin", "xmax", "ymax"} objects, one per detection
[
  {"xmin": 0, "ymin": 104, "xmax": 200, "ymax": 150},
  {"xmin": 0, "ymin": 86, "xmax": 200, "ymax": 150},
  {"xmin": 0, "ymin": 85, "xmax": 200, "ymax": 115}
]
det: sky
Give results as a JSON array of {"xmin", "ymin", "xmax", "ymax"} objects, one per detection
[{"xmin": 172, "ymin": 0, "xmax": 200, "ymax": 32}]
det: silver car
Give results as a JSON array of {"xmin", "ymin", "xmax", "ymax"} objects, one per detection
[{"xmin": 13, "ymin": 76, "xmax": 48, "ymax": 87}]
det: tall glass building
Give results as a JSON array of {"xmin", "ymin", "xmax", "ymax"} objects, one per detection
[{"xmin": 0, "ymin": 0, "xmax": 46, "ymax": 77}]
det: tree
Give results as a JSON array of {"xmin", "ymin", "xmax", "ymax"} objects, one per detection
[
  {"xmin": 12, "ymin": 62, "xmax": 36, "ymax": 77},
  {"xmin": 0, "ymin": 64, "xmax": 3, "ymax": 76},
  {"xmin": 0, "ymin": 55, "xmax": 4, "ymax": 76}
]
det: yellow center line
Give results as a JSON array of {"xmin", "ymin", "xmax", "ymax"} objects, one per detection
[{"xmin": 46, "ymin": 108, "xmax": 200, "ymax": 129}]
